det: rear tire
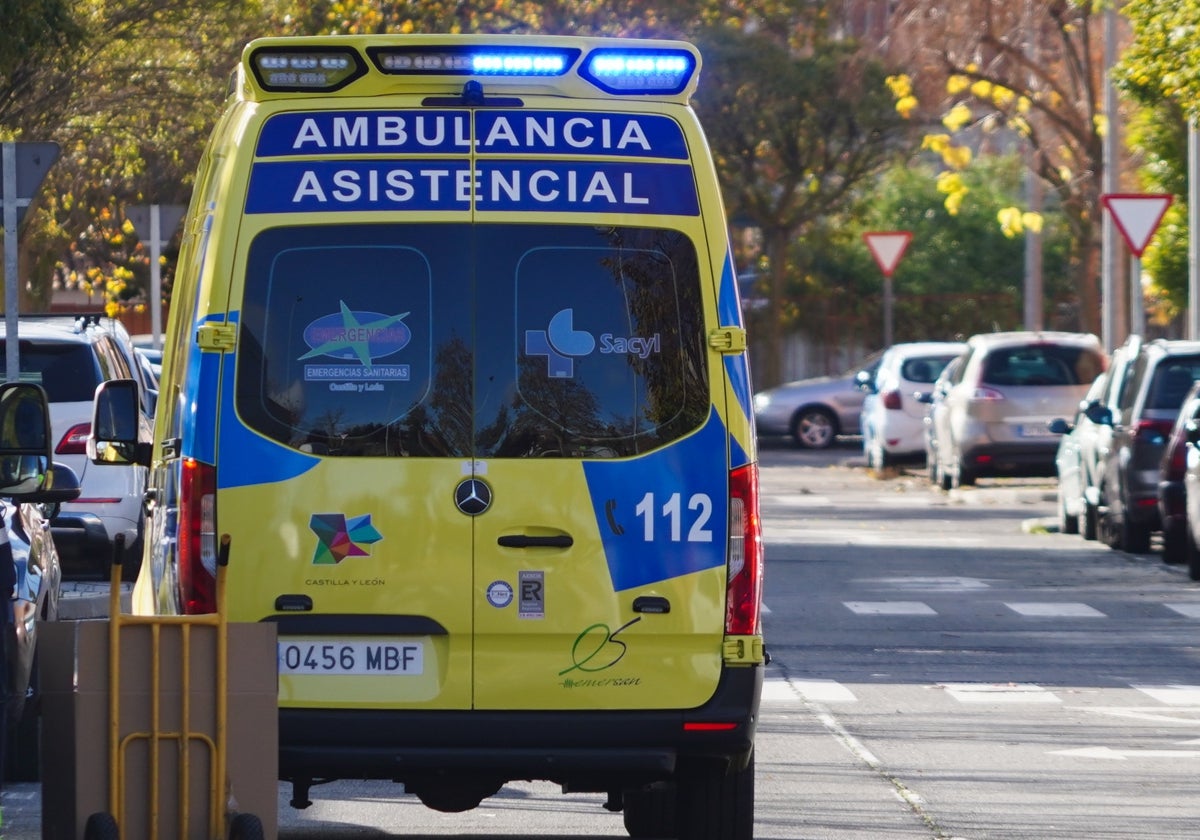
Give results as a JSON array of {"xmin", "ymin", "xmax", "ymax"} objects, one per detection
[
  {"xmin": 1163, "ymin": 524, "xmax": 1188, "ymax": 564},
  {"xmin": 1081, "ymin": 501, "xmax": 1098, "ymax": 541},
  {"xmin": 1058, "ymin": 490, "xmax": 1079, "ymax": 535},
  {"xmin": 622, "ymin": 785, "xmax": 676, "ymax": 838},
  {"xmin": 1120, "ymin": 515, "xmax": 1152, "ymax": 554},
  {"xmin": 229, "ymin": 813, "xmax": 265, "ymax": 840},
  {"xmin": 84, "ymin": 813, "xmax": 120, "ymax": 840},
  {"xmin": 674, "ymin": 752, "xmax": 754, "ymax": 840}
]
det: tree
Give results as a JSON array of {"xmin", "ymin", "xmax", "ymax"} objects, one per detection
[
  {"xmin": 888, "ymin": 0, "xmax": 1120, "ymax": 337},
  {"xmin": 691, "ymin": 23, "xmax": 912, "ymax": 388},
  {"xmin": 1113, "ymin": 0, "xmax": 1200, "ymax": 326}
]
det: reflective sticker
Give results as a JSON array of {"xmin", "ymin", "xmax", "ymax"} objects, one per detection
[{"xmin": 486, "ymin": 580, "xmax": 514, "ymax": 608}]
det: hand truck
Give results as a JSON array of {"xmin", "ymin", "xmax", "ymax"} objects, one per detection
[{"xmin": 82, "ymin": 534, "xmax": 265, "ymax": 840}]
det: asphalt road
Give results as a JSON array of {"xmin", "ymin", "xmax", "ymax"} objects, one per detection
[{"xmin": 7, "ymin": 439, "xmax": 1200, "ymax": 838}]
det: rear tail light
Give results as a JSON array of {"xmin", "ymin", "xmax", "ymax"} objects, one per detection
[
  {"xmin": 1133, "ymin": 419, "xmax": 1175, "ymax": 445},
  {"xmin": 727, "ymin": 463, "xmax": 763, "ymax": 636},
  {"xmin": 1165, "ymin": 435, "xmax": 1188, "ymax": 479},
  {"xmin": 882, "ymin": 389, "xmax": 903, "ymax": 410},
  {"xmin": 970, "ymin": 386, "xmax": 1005, "ymax": 401},
  {"xmin": 56, "ymin": 423, "xmax": 92, "ymax": 455},
  {"xmin": 178, "ymin": 458, "xmax": 218, "ymax": 614}
]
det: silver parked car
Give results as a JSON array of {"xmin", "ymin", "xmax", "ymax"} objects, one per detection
[
  {"xmin": 753, "ymin": 351, "xmax": 883, "ymax": 448},
  {"xmin": 932, "ymin": 331, "xmax": 1107, "ymax": 489}
]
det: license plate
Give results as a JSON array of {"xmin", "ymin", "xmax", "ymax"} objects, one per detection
[
  {"xmin": 1017, "ymin": 424, "xmax": 1054, "ymax": 438},
  {"xmin": 278, "ymin": 638, "xmax": 424, "ymax": 676}
]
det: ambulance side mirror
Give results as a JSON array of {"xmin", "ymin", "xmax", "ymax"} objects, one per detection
[{"xmin": 89, "ymin": 379, "xmax": 152, "ymax": 468}]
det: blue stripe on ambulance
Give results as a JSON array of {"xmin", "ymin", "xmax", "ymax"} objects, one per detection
[
  {"xmin": 582, "ymin": 408, "xmax": 728, "ymax": 591},
  {"xmin": 717, "ymin": 251, "xmax": 754, "ymax": 470},
  {"xmin": 183, "ymin": 312, "xmax": 224, "ymax": 464}
]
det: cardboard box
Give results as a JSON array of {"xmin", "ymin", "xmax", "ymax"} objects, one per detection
[{"xmin": 40, "ymin": 619, "xmax": 278, "ymax": 839}]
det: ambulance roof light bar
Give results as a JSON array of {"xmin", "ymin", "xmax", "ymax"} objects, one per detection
[
  {"xmin": 250, "ymin": 46, "xmax": 366, "ymax": 92},
  {"xmin": 248, "ymin": 40, "xmax": 698, "ymax": 97}
]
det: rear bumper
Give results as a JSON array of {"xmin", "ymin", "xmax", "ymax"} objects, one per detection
[
  {"xmin": 959, "ymin": 441, "xmax": 1058, "ymax": 477},
  {"xmin": 51, "ymin": 512, "xmax": 141, "ymax": 580},
  {"xmin": 277, "ymin": 663, "xmax": 762, "ymax": 787}
]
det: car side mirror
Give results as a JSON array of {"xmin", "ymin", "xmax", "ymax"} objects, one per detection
[
  {"xmin": 0, "ymin": 382, "xmax": 53, "ymax": 497},
  {"xmin": 855, "ymin": 369, "xmax": 876, "ymax": 394},
  {"xmin": 1048, "ymin": 417, "xmax": 1072, "ymax": 435},
  {"xmin": 21, "ymin": 462, "xmax": 82, "ymax": 506},
  {"xmin": 1083, "ymin": 401, "xmax": 1113, "ymax": 426},
  {"xmin": 915, "ymin": 391, "xmax": 933, "ymax": 405},
  {"xmin": 89, "ymin": 379, "xmax": 152, "ymax": 467}
]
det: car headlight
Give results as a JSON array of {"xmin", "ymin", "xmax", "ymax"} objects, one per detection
[{"xmin": 753, "ymin": 393, "xmax": 771, "ymax": 411}]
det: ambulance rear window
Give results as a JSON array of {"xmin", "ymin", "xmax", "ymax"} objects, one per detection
[{"xmin": 237, "ymin": 223, "xmax": 708, "ymax": 457}]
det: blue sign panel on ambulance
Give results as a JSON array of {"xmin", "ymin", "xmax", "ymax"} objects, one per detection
[{"xmin": 255, "ymin": 110, "xmax": 689, "ymax": 160}]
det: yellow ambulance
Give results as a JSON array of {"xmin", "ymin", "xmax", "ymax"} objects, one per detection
[{"xmin": 91, "ymin": 33, "xmax": 764, "ymax": 839}]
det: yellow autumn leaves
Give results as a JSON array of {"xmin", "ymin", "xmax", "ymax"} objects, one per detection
[{"xmin": 886, "ymin": 71, "xmax": 1043, "ymax": 236}]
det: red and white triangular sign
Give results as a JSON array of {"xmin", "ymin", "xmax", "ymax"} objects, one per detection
[
  {"xmin": 1101, "ymin": 193, "xmax": 1173, "ymax": 257},
  {"xmin": 863, "ymin": 231, "xmax": 912, "ymax": 277}
]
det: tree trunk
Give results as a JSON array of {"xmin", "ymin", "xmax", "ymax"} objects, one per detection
[{"xmin": 761, "ymin": 227, "xmax": 791, "ymax": 389}]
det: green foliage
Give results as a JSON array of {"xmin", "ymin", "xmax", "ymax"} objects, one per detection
[{"xmin": 791, "ymin": 155, "xmax": 1074, "ymax": 346}]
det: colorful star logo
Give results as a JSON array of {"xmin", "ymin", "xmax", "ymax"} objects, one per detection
[{"xmin": 310, "ymin": 513, "xmax": 383, "ymax": 565}]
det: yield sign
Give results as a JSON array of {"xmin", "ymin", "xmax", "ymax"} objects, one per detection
[
  {"xmin": 1101, "ymin": 193, "xmax": 1173, "ymax": 257},
  {"xmin": 863, "ymin": 231, "xmax": 912, "ymax": 277}
]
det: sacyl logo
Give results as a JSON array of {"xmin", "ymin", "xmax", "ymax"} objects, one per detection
[{"xmin": 525, "ymin": 308, "xmax": 660, "ymax": 378}]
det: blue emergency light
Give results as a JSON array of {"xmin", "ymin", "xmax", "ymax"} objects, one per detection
[{"xmin": 581, "ymin": 49, "xmax": 695, "ymax": 95}]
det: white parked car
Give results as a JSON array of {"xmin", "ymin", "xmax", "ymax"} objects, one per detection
[
  {"xmin": 0, "ymin": 315, "xmax": 154, "ymax": 579},
  {"xmin": 860, "ymin": 341, "xmax": 966, "ymax": 472}
]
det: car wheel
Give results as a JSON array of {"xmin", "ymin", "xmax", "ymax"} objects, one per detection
[
  {"xmin": 83, "ymin": 813, "xmax": 120, "ymax": 840},
  {"xmin": 791, "ymin": 408, "xmax": 837, "ymax": 450},
  {"xmin": 1188, "ymin": 528, "xmax": 1200, "ymax": 581},
  {"xmin": 937, "ymin": 457, "xmax": 953, "ymax": 492},
  {"xmin": 674, "ymin": 752, "xmax": 754, "ymax": 840},
  {"xmin": 229, "ymin": 813, "xmax": 266, "ymax": 840},
  {"xmin": 623, "ymin": 784, "xmax": 676, "ymax": 838},
  {"xmin": 1057, "ymin": 488, "xmax": 1079, "ymax": 535},
  {"xmin": 867, "ymin": 441, "xmax": 890, "ymax": 474},
  {"xmin": 1081, "ymin": 501, "xmax": 1098, "ymax": 541},
  {"xmin": 1163, "ymin": 523, "xmax": 1187, "ymax": 565},
  {"xmin": 1120, "ymin": 514, "xmax": 1152, "ymax": 554},
  {"xmin": 925, "ymin": 449, "xmax": 937, "ymax": 484}
]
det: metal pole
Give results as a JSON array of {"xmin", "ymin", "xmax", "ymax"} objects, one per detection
[
  {"xmin": 151, "ymin": 205, "xmax": 163, "ymax": 350},
  {"xmin": 883, "ymin": 275, "xmax": 894, "ymax": 347},
  {"xmin": 1189, "ymin": 121, "xmax": 1199, "ymax": 339},
  {"xmin": 1130, "ymin": 254, "xmax": 1142, "ymax": 336},
  {"xmin": 1024, "ymin": 168, "xmax": 1044, "ymax": 331},
  {"xmin": 3, "ymin": 143, "xmax": 19, "ymax": 382},
  {"xmin": 1102, "ymin": 5, "xmax": 1120, "ymax": 349}
]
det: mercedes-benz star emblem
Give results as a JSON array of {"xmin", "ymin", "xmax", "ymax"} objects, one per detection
[{"xmin": 454, "ymin": 478, "xmax": 492, "ymax": 516}]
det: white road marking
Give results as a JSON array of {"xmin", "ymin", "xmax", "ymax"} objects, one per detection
[
  {"xmin": 1132, "ymin": 684, "xmax": 1200, "ymax": 705},
  {"xmin": 1005, "ymin": 602, "xmax": 1106, "ymax": 617},
  {"xmin": 939, "ymin": 683, "xmax": 1062, "ymax": 703},
  {"xmin": 792, "ymin": 679, "xmax": 859, "ymax": 703},
  {"xmin": 1164, "ymin": 603, "xmax": 1200, "ymax": 618},
  {"xmin": 1051, "ymin": 746, "xmax": 1200, "ymax": 760},
  {"xmin": 844, "ymin": 601, "xmax": 937, "ymax": 616}
]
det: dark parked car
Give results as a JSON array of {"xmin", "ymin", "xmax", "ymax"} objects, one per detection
[
  {"xmin": 0, "ymin": 383, "xmax": 78, "ymax": 783},
  {"xmin": 1095, "ymin": 339, "xmax": 1200, "ymax": 553},
  {"xmin": 1159, "ymin": 381, "xmax": 1200, "ymax": 565}
]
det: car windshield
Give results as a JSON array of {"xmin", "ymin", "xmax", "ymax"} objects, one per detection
[{"xmin": 1147, "ymin": 358, "xmax": 1200, "ymax": 410}]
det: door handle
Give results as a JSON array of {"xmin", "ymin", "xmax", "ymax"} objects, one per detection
[{"xmin": 497, "ymin": 534, "xmax": 574, "ymax": 548}]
